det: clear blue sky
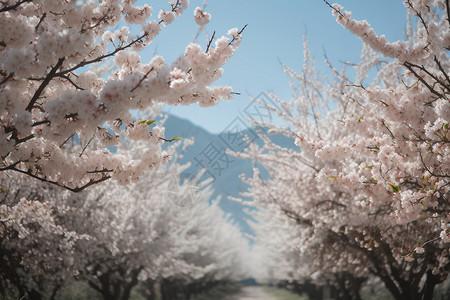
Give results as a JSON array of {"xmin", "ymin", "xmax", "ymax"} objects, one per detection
[{"xmin": 140, "ymin": 1, "xmax": 407, "ymax": 134}]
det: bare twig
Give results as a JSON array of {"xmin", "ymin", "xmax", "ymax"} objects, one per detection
[
  {"xmin": 86, "ymin": 168, "xmax": 113, "ymax": 174},
  {"xmin": 81, "ymin": 8, "xmax": 111, "ymax": 33},
  {"xmin": 32, "ymin": 119, "xmax": 51, "ymax": 127},
  {"xmin": 59, "ymin": 74, "xmax": 85, "ymax": 90},
  {"xmin": 79, "ymin": 136, "xmax": 95, "ymax": 157},
  {"xmin": 434, "ymin": 56, "xmax": 450, "ymax": 86},
  {"xmin": 130, "ymin": 67, "xmax": 154, "ymax": 92},
  {"xmin": 405, "ymin": 0, "xmax": 429, "ymax": 35},
  {"xmin": 158, "ymin": 0, "xmax": 181, "ymax": 24},
  {"xmin": 60, "ymin": 134, "xmax": 75, "ymax": 148},
  {"xmin": 380, "ymin": 119, "xmax": 395, "ymax": 139},
  {"xmin": 323, "ymin": 0, "xmax": 344, "ymax": 17},
  {"xmin": 205, "ymin": 31, "xmax": 215, "ymax": 53},
  {"xmin": 418, "ymin": 151, "xmax": 449, "ymax": 179},
  {"xmin": 228, "ymin": 24, "xmax": 247, "ymax": 46},
  {"xmin": 315, "ymin": 199, "xmax": 347, "ymax": 209},
  {"xmin": 35, "ymin": 12, "xmax": 46, "ymax": 31}
]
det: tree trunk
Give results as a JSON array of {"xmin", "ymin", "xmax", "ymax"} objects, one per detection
[
  {"xmin": 421, "ymin": 271, "xmax": 438, "ymax": 300},
  {"xmin": 26, "ymin": 290, "xmax": 43, "ymax": 300}
]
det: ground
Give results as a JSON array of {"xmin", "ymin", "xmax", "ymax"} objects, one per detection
[{"xmin": 227, "ymin": 286, "xmax": 282, "ymax": 300}]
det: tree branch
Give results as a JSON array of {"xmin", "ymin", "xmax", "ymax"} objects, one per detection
[
  {"xmin": 205, "ymin": 31, "xmax": 215, "ymax": 53},
  {"xmin": 58, "ymin": 74, "xmax": 85, "ymax": 90},
  {"xmin": 323, "ymin": 0, "xmax": 344, "ymax": 17},
  {"xmin": 25, "ymin": 57, "xmax": 65, "ymax": 112},
  {"xmin": 130, "ymin": 67, "xmax": 154, "ymax": 92},
  {"xmin": 0, "ymin": 73, "xmax": 13, "ymax": 86},
  {"xmin": 0, "ymin": 0, "xmax": 31, "ymax": 13},
  {"xmin": 403, "ymin": 62, "xmax": 444, "ymax": 100},
  {"xmin": 418, "ymin": 151, "xmax": 450, "ymax": 179},
  {"xmin": 56, "ymin": 33, "xmax": 147, "ymax": 77},
  {"xmin": 227, "ymin": 24, "xmax": 247, "ymax": 46},
  {"xmin": 446, "ymin": 0, "xmax": 450, "ymax": 28},
  {"xmin": 6, "ymin": 165, "xmax": 111, "ymax": 193}
]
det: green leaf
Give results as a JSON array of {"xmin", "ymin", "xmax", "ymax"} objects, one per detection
[
  {"xmin": 89, "ymin": 136, "xmax": 96, "ymax": 142},
  {"xmin": 388, "ymin": 183, "xmax": 400, "ymax": 193},
  {"xmin": 171, "ymin": 136, "xmax": 182, "ymax": 141},
  {"xmin": 365, "ymin": 165, "xmax": 373, "ymax": 169},
  {"xmin": 329, "ymin": 176, "xmax": 337, "ymax": 179},
  {"xmin": 358, "ymin": 116, "xmax": 364, "ymax": 122},
  {"xmin": 430, "ymin": 183, "xmax": 435, "ymax": 190},
  {"xmin": 138, "ymin": 120, "xmax": 147, "ymax": 124},
  {"xmin": 370, "ymin": 178, "xmax": 378, "ymax": 184},
  {"xmin": 444, "ymin": 123, "xmax": 449, "ymax": 130},
  {"xmin": 421, "ymin": 176, "xmax": 429, "ymax": 184},
  {"xmin": 418, "ymin": 215, "xmax": 427, "ymax": 220},
  {"xmin": 146, "ymin": 120, "xmax": 156, "ymax": 125}
]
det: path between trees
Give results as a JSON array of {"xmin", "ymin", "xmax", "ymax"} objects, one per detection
[{"xmin": 226, "ymin": 286, "xmax": 279, "ymax": 300}]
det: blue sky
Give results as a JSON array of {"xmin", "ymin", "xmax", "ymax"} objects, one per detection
[{"xmin": 141, "ymin": 1, "xmax": 407, "ymax": 134}]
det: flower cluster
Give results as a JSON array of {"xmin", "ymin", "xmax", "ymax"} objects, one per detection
[
  {"xmin": 236, "ymin": 2, "xmax": 449, "ymax": 298},
  {"xmin": 0, "ymin": 0, "xmax": 244, "ymax": 192}
]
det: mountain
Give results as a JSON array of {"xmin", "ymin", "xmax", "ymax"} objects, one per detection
[{"xmin": 163, "ymin": 114, "xmax": 296, "ymax": 235}]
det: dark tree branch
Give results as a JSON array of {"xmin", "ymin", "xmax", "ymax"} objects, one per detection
[
  {"xmin": 380, "ymin": 119, "xmax": 395, "ymax": 139},
  {"xmin": 446, "ymin": 0, "xmax": 450, "ymax": 28},
  {"xmin": 158, "ymin": 0, "xmax": 181, "ymax": 24},
  {"xmin": 314, "ymin": 199, "xmax": 347, "ymax": 210},
  {"xmin": 405, "ymin": 0, "xmax": 429, "ymax": 35},
  {"xmin": 81, "ymin": 8, "xmax": 111, "ymax": 33},
  {"xmin": 404, "ymin": 62, "xmax": 444, "ymax": 99},
  {"xmin": 419, "ymin": 151, "xmax": 450, "ymax": 179},
  {"xmin": 228, "ymin": 24, "xmax": 247, "ymax": 46},
  {"xmin": 323, "ymin": 0, "xmax": 344, "ymax": 17},
  {"xmin": 0, "ymin": 0, "xmax": 31, "ymax": 12},
  {"xmin": 25, "ymin": 57, "xmax": 65, "ymax": 112},
  {"xmin": 7, "ymin": 165, "xmax": 111, "ymax": 193},
  {"xmin": 205, "ymin": 31, "xmax": 215, "ymax": 53},
  {"xmin": 32, "ymin": 119, "xmax": 51, "ymax": 127},
  {"xmin": 59, "ymin": 134, "xmax": 74, "ymax": 148},
  {"xmin": 86, "ymin": 168, "xmax": 113, "ymax": 174},
  {"xmin": 0, "ymin": 73, "xmax": 13, "ymax": 86},
  {"xmin": 35, "ymin": 12, "xmax": 46, "ymax": 31},
  {"xmin": 56, "ymin": 33, "xmax": 147, "ymax": 77},
  {"xmin": 434, "ymin": 56, "xmax": 450, "ymax": 85},
  {"xmin": 130, "ymin": 67, "xmax": 154, "ymax": 92},
  {"xmin": 59, "ymin": 74, "xmax": 84, "ymax": 90},
  {"xmin": 405, "ymin": 61, "xmax": 449, "ymax": 93}
]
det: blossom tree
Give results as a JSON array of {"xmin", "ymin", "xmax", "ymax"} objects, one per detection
[
  {"xmin": 0, "ymin": 0, "xmax": 244, "ymax": 192},
  {"xmin": 0, "ymin": 173, "xmax": 88, "ymax": 299},
  {"xmin": 67, "ymin": 157, "xmax": 247, "ymax": 300},
  {"xmin": 0, "ymin": 139, "xmax": 248, "ymax": 300},
  {"xmin": 236, "ymin": 1, "xmax": 450, "ymax": 299}
]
